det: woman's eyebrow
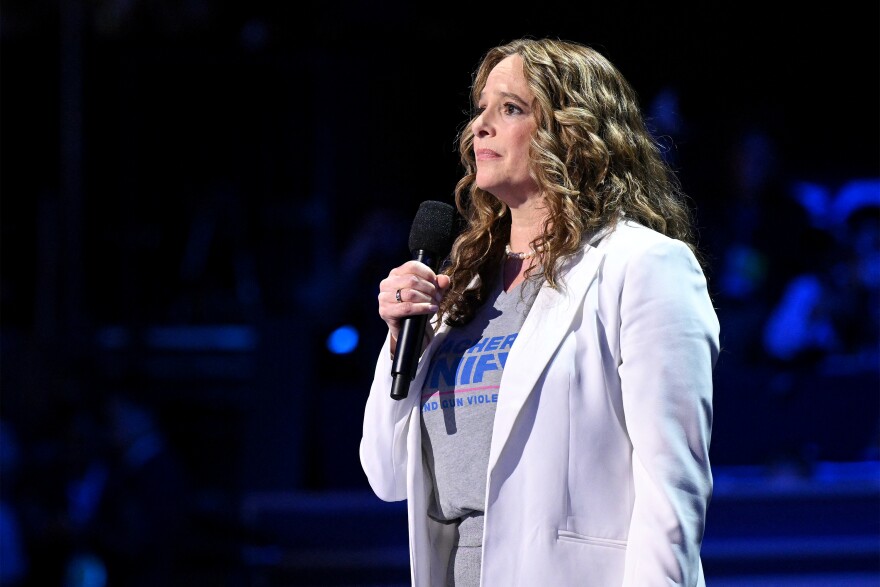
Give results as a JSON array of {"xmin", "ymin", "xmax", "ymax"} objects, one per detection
[{"xmin": 477, "ymin": 91, "xmax": 529, "ymax": 106}]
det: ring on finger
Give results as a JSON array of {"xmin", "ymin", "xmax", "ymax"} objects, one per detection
[{"xmin": 395, "ymin": 288, "xmax": 403, "ymax": 303}]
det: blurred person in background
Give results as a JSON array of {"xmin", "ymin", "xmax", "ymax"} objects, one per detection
[
  {"xmin": 763, "ymin": 180, "xmax": 880, "ymax": 368},
  {"xmin": 697, "ymin": 123, "xmax": 821, "ymax": 467},
  {"xmin": 86, "ymin": 387, "xmax": 194, "ymax": 587},
  {"xmin": 14, "ymin": 395, "xmax": 111, "ymax": 587},
  {"xmin": 761, "ymin": 180, "xmax": 880, "ymax": 467}
]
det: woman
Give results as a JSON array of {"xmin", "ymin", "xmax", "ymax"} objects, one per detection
[{"xmin": 360, "ymin": 37, "xmax": 719, "ymax": 587}]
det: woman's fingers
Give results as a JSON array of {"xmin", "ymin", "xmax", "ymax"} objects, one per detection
[
  {"xmin": 384, "ymin": 262, "xmax": 446, "ymax": 302},
  {"xmin": 391, "ymin": 285, "xmax": 439, "ymax": 306},
  {"xmin": 378, "ymin": 261, "xmax": 446, "ymax": 323}
]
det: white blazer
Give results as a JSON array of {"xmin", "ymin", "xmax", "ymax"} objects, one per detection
[{"xmin": 360, "ymin": 219, "xmax": 720, "ymax": 587}]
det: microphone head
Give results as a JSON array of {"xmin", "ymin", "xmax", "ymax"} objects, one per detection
[{"xmin": 408, "ymin": 200, "xmax": 459, "ymax": 258}]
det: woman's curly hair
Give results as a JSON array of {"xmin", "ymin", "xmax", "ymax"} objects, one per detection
[{"xmin": 438, "ymin": 37, "xmax": 699, "ymax": 327}]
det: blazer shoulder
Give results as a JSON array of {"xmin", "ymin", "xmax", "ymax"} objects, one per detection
[
  {"xmin": 598, "ymin": 219, "xmax": 681, "ymax": 254},
  {"xmin": 594, "ymin": 220, "xmax": 701, "ymax": 276}
]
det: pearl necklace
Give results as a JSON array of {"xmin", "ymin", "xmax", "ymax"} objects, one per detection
[{"xmin": 505, "ymin": 244, "xmax": 537, "ymax": 260}]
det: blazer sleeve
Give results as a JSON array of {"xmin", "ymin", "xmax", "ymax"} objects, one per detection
[
  {"xmin": 359, "ymin": 333, "xmax": 418, "ymax": 502},
  {"xmin": 617, "ymin": 238, "xmax": 720, "ymax": 586}
]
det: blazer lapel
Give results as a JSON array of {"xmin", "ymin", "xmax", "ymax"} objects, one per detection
[{"xmin": 487, "ymin": 243, "xmax": 605, "ymax": 473}]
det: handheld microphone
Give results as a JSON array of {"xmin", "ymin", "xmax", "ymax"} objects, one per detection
[{"xmin": 390, "ymin": 200, "xmax": 459, "ymax": 401}]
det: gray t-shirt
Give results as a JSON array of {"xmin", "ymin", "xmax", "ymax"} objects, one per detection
[{"xmin": 420, "ymin": 270, "xmax": 541, "ymax": 547}]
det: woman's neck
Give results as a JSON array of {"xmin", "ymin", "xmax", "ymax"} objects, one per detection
[
  {"xmin": 501, "ymin": 194, "xmax": 546, "ymax": 292},
  {"xmin": 507, "ymin": 198, "xmax": 547, "ymax": 254}
]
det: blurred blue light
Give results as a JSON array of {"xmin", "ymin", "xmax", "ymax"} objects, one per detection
[
  {"xmin": 327, "ymin": 325, "xmax": 359, "ymax": 354},
  {"xmin": 147, "ymin": 325, "xmax": 257, "ymax": 351},
  {"xmin": 64, "ymin": 553, "xmax": 107, "ymax": 587}
]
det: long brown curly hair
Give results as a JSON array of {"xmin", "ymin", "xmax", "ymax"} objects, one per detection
[{"xmin": 438, "ymin": 37, "xmax": 699, "ymax": 327}]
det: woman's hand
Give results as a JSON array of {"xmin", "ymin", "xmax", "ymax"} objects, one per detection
[{"xmin": 378, "ymin": 260, "xmax": 450, "ymax": 355}]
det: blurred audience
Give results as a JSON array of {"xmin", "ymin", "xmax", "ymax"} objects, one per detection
[
  {"xmin": 85, "ymin": 388, "xmax": 194, "ymax": 587},
  {"xmin": 14, "ymin": 383, "xmax": 195, "ymax": 587},
  {"xmin": 698, "ymin": 123, "xmax": 822, "ymax": 467},
  {"xmin": 763, "ymin": 179, "xmax": 880, "ymax": 368},
  {"xmin": 17, "ymin": 396, "xmax": 110, "ymax": 587},
  {"xmin": 760, "ymin": 179, "xmax": 880, "ymax": 469},
  {"xmin": 702, "ymin": 124, "xmax": 819, "ymax": 360}
]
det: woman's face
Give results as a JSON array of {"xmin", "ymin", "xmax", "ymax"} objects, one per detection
[{"xmin": 472, "ymin": 54, "xmax": 540, "ymax": 206}]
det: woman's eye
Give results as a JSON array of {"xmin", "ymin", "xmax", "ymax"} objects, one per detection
[{"xmin": 473, "ymin": 103, "xmax": 524, "ymax": 117}]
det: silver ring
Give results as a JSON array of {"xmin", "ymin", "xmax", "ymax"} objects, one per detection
[{"xmin": 395, "ymin": 289, "xmax": 403, "ymax": 303}]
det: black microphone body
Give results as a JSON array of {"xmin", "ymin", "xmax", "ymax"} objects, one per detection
[
  {"xmin": 390, "ymin": 249, "xmax": 440, "ymax": 400},
  {"xmin": 390, "ymin": 201, "xmax": 458, "ymax": 401}
]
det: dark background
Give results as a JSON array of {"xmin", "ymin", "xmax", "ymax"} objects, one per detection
[{"xmin": 1, "ymin": 2, "xmax": 879, "ymax": 586}]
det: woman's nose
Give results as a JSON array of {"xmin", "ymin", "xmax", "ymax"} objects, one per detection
[{"xmin": 472, "ymin": 110, "xmax": 493, "ymax": 137}]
